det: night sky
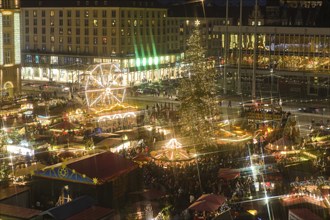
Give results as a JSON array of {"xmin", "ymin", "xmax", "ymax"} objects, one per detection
[{"xmin": 158, "ymin": 0, "xmax": 267, "ymax": 6}]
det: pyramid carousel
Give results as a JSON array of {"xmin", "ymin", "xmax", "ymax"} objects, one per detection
[{"xmin": 150, "ymin": 138, "xmax": 197, "ymax": 162}]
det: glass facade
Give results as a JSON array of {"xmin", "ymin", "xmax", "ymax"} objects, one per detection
[{"xmin": 217, "ymin": 26, "xmax": 330, "ymax": 73}]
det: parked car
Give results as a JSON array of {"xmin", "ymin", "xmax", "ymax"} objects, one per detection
[{"xmin": 298, "ymin": 107, "xmax": 320, "ymax": 114}]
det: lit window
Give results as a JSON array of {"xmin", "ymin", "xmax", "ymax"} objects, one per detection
[
  {"xmin": 4, "ymin": 50, "xmax": 11, "ymax": 64},
  {"xmin": 93, "ymin": 19, "xmax": 98, "ymax": 27},
  {"xmin": 3, "ymin": 15, "xmax": 10, "ymax": 26},
  {"xmin": 50, "ymin": 10, "xmax": 55, "ymax": 17},
  {"xmin": 3, "ymin": 33, "xmax": 10, "ymax": 44}
]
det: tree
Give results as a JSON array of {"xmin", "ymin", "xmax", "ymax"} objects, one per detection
[
  {"xmin": 178, "ymin": 23, "xmax": 220, "ymax": 146},
  {"xmin": 0, "ymin": 160, "xmax": 10, "ymax": 187}
]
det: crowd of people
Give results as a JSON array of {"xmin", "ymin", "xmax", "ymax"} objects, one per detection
[{"xmin": 140, "ymin": 142, "xmax": 285, "ymax": 219}]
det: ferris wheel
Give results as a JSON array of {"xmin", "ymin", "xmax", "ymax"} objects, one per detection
[{"xmin": 83, "ymin": 63, "xmax": 126, "ymax": 108}]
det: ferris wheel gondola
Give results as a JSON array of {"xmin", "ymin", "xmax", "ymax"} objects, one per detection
[{"xmin": 83, "ymin": 63, "xmax": 126, "ymax": 108}]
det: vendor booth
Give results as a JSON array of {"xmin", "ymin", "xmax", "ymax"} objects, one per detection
[{"xmin": 32, "ymin": 152, "xmax": 140, "ymax": 208}]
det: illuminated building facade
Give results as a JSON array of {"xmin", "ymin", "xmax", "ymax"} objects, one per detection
[
  {"xmin": 214, "ymin": 25, "xmax": 330, "ymax": 96},
  {"xmin": 0, "ymin": 0, "xmax": 21, "ymax": 97},
  {"xmin": 20, "ymin": 0, "xmax": 224, "ymax": 85}
]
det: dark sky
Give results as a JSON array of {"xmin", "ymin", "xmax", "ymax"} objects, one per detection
[{"xmin": 158, "ymin": 0, "xmax": 267, "ymax": 6}]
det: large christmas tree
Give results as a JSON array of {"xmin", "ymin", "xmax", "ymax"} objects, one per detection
[{"xmin": 178, "ymin": 22, "xmax": 220, "ymax": 146}]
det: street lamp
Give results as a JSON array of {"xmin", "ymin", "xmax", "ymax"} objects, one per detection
[{"xmin": 270, "ymin": 67, "xmax": 274, "ymax": 104}]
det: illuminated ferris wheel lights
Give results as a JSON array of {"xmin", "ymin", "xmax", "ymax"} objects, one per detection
[{"xmin": 83, "ymin": 63, "xmax": 126, "ymax": 108}]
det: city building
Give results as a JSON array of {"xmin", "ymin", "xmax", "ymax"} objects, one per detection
[
  {"xmin": 214, "ymin": 1, "xmax": 330, "ymax": 97},
  {"xmin": 20, "ymin": 0, "xmax": 224, "ymax": 86},
  {"xmin": 19, "ymin": 0, "xmax": 330, "ymax": 97},
  {"xmin": 21, "ymin": 0, "xmax": 171, "ymax": 85},
  {"xmin": 0, "ymin": 0, "xmax": 21, "ymax": 97}
]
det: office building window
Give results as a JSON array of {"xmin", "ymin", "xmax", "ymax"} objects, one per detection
[
  {"xmin": 50, "ymin": 28, "xmax": 54, "ymax": 34},
  {"xmin": 4, "ymin": 50, "xmax": 11, "ymax": 64},
  {"xmin": 3, "ymin": 15, "xmax": 10, "ymax": 26},
  {"xmin": 25, "ymin": 19, "xmax": 29, "ymax": 25},
  {"xmin": 102, "ymin": 37, "xmax": 107, "ymax": 45},
  {"xmin": 76, "ymin": 37, "xmax": 80, "ymax": 44},
  {"xmin": 33, "ymin": 19, "xmax": 37, "ymax": 25},
  {"xmin": 93, "ymin": 37, "xmax": 98, "ymax": 45},
  {"xmin": 25, "ymin": 36, "xmax": 29, "ymax": 43},
  {"xmin": 42, "ymin": 28, "xmax": 46, "ymax": 34},
  {"xmin": 76, "ymin": 19, "xmax": 80, "ymax": 26},
  {"xmin": 85, "ymin": 29, "xmax": 89, "ymax": 35},
  {"xmin": 25, "ymin": 27, "xmax": 29, "ymax": 34},
  {"xmin": 102, "ymin": 10, "xmax": 107, "ymax": 18},
  {"xmin": 76, "ymin": 11, "xmax": 80, "ymax": 17},
  {"xmin": 59, "ymin": 10, "xmax": 63, "ymax": 17},
  {"xmin": 76, "ymin": 28, "xmax": 80, "ymax": 35},
  {"xmin": 59, "ymin": 37, "xmax": 63, "ymax": 43},
  {"xmin": 33, "ymin": 10, "xmax": 37, "ymax": 17},
  {"xmin": 50, "ymin": 10, "xmax": 55, "ymax": 17},
  {"xmin": 42, "ymin": 19, "xmax": 45, "ymax": 26},
  {"xmin": 85, "ymin": 10, "xmax": 89, "ymax": 17},
  {"xmin": 68, "ymin": 37, "xmax": 72, "ymax": 44},
  {"xmin": 84, "ymin": 37, "xmax": 89, "ymax": 44},
  {"xmin": 102, "ymin": 29, "xmax": 107, "ymax": 36},
  {"xmin": 111, "ymin": 10, "xmax": 116, "ymax": 17},
  {"xmin": 42, "ymin": 11, "xmax": 45, "ymax": 17},
  {"xmin": 93, "ymin": 28, "xmax": 98, "ymax": 35},
  {"xmin": 102, "ymin": 19, "xmax": 107, "ymax": 27},
  {"xmin": 59, "ymin": 28, "xmax": 63, "ymax": 35},
  {"xmin": 67, "ymin": 20, "xmax": 72, "ymax": 26},
  {"xmin": 67, "ymin": 10, "xmax": 72, "ymax": 17},
  {"xmin": 50, "ymin": 36, "xmax": 55, "ymax": 43},
  {"xmin": 33, "ymin": 28, "xmax": 37, "ymax": 34},
  {"xmin": 102, "ymin": 47, "xmax": 107, "ymax": 55},
  {"xmin": 25, "ymin": 11, "xmax": 29, "ymax": 17},
  {"xmin": 93, "ymin": 10, "xmax": 98, "ymax": 18},
  {"xmin": 3, "ymin": 33, "xmax": 10, "ymax": 44},
  {"xmin": 59, "ymin": 19, "xmax": 63, "ymax": 26},
  {"xmin": 42, "ymin": 36, "xmax": 46, "ymax": 43}
]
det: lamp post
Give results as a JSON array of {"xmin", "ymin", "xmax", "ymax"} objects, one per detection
[
  {"xmin": 270, "ymin": 67, "xmax": 274, "ymax": 104},
  {"xmin": 237, "ymin": 0, "xmax": 243, "ymax": 95}
]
